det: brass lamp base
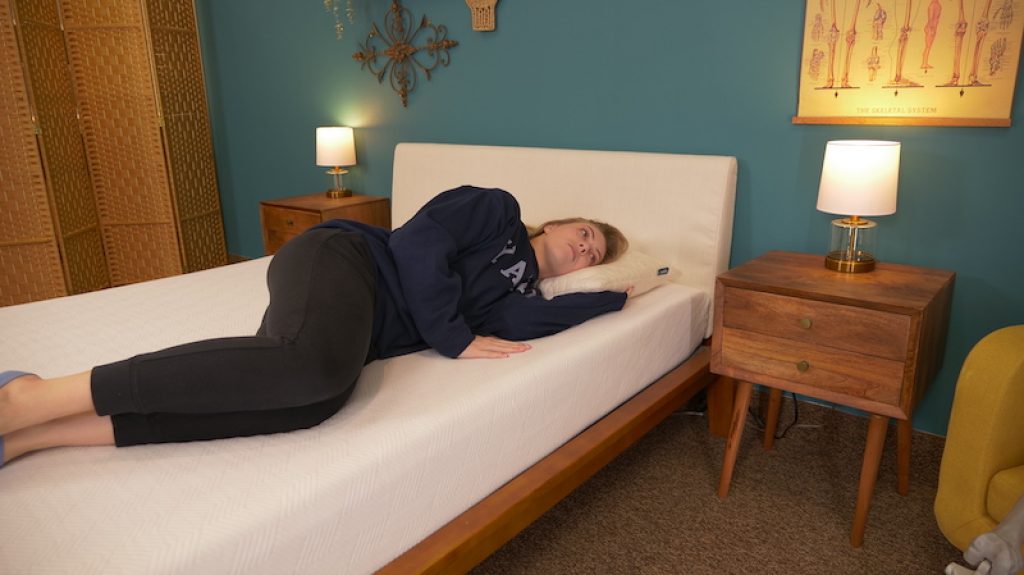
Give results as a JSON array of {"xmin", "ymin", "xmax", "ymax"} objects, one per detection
[
  {"xmin": 824, "ymin": 251, "xmax": 876, "ymax": 273},
  {"xmin": 324, "ymin": 167, "xmax": 351, "ymax": 198},
  {"xmin": 325, "ymin": 188, "xmax": 352, "ymax": 199}
]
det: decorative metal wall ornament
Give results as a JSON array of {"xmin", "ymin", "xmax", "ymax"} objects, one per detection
[{"xmin": 352, "ymin": 0, "xmax": 458, "ymax": 107}]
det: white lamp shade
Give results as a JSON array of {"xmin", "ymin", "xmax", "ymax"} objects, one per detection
[
  {"xmin": 316, "ymin": 127, "xmax": 357, "ymax": 167},
  {"xmin": 816, "ymin": 140, "xmax": 900, "ymax": 216}
]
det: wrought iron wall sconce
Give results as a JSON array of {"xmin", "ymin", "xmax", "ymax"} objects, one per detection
[{"xmin": 352, "ymin": 0, "xmax": 458, "ymax": 108}]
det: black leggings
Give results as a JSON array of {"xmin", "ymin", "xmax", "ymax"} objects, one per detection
[{"xmin": 90, "ymin": 228, "xmax": 377, "ymax": 447}]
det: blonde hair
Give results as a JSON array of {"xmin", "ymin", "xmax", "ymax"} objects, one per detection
[{"xmin": 527, "ymin": 218, "xmax": 629, "ymax": 264}]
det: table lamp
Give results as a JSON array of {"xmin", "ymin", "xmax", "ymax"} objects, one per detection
[
  {"xmin": 816, "ymin": 140, "xmax": 900, "ymax": 273},
  {"xmin": 316, "ymin": 126, "xmax": 357, "ymax": 198}
]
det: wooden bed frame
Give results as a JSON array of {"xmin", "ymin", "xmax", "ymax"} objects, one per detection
[{"xmin": 381, "ymin": 350, "xmax": 732, "ymax": 574}]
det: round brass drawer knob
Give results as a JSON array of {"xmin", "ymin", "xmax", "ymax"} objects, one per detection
[
  {"xmin": 796, "ymin": 360, "xmax": 810, "ymax": 372},
  {"xmin": 799, "ymin": 318, "xmax": 813, "ymax": 329},
  {"xmin": 285, "ymin": 219, "xmax": 295, "ymax": 226}
]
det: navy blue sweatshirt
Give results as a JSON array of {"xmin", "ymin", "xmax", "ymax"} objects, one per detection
[{"xmin": 315, "ymin": 186, "xmax": 627, "ymax": 358}]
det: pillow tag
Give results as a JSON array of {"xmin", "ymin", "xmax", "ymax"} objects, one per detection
[{"xmin": 657, "ymin": 267, "xmax": 670, "ymax": 276}]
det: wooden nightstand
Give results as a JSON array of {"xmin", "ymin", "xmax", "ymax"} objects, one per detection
[
  {"xmin": 260, "ymin": 193, "xmax": 391, "ymax": 255},
  {"xmin": 710, "ymin": 250, "xmax": 954, "ymax": 547}
]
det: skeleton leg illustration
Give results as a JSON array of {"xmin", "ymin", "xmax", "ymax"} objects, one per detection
[
  {"xmin": 825, "ymin": 0, "xmax": 840, "ymax": 88},
  {"xmin": 892, "ymin": 0, "xmax": 922, "ymax": 86},
  {"xmin": 968, "ymin": 0, "xmax": 994, "ymax": 86},
  {"xmin": 944, "ymin": 0, "xmax": 969, "ymax": 85},
  {"xmin": 842, "ymin": 0, "xmax": 864, "ymax": 87},
  {"xmin": 922, "ymin": 0, "xmax": 942, "ymax": 69}
]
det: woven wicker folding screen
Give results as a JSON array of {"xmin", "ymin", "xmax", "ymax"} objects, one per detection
[
  {"xmin": 17, "ymin": 0, "xmax": 110, "ymax": 296},
  {"xmin": 62, "ymin": 0, "xmax": 185, "ymax": 285},
  {"xmin": 0, "ymin": 0, "xmax": 68, "ymax": 306},
  {"xmin": 146, "ymin": 0, "xmax": 227, "ymax": 273},
  {"xmin": 0, "ymin": 0, "xmax": 226, "ymax": 306}
]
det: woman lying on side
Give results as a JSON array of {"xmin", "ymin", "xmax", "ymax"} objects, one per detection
[{"xmin": 0, "ymin": 185, "xmax": 629, "ymax": 467}]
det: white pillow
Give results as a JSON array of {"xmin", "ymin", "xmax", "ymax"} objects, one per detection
[{"xmin": 537, "ymin": 249, "xmax": 675, "ymax": 300}]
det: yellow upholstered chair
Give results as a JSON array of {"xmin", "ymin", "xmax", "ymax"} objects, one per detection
[{"xmin": 935, "ymin": 325, "xmax": 1024, "ymax": 552}]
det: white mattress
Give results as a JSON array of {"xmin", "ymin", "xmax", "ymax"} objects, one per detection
[{"xmin": 0, "ymin": 257, "xmax": 708, "ymax": 574}]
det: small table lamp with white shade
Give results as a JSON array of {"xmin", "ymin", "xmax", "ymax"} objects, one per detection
[
  {"xmin": 316, "ymin": 126, "xmax": 357, "ymax": 198},
  {"xmin": 816, "ymin": 140, "xmax": 901, "ymax": 273}
]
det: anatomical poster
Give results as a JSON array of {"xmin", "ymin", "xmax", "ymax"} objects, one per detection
[{"xmin": 794, "ymin": 0, "xmax": 1024, "ymax": 126}]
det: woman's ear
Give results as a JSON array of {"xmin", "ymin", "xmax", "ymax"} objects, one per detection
[{"xmin": 542, "ymin": 223, "xmax": 555, "ymax": 234}]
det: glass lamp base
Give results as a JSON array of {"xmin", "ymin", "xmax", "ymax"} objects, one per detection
[
  {"xmin": 325, "ymin": 167, "xmax": 351, "ymax": 198},
  {"xmin": 325, "ymin": 188, "xmax": 352, "ymax": 199},
  {"xmin": 824, "ymin": 217, "xmax": 878, "ymax": 273},
  {"xmin": 824, "ymin": 251, "xmax": 876, "ymax": 273}
]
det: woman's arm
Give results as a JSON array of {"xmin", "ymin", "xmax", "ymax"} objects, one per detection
[
  {"xmin": 477, "ymin": 290, "xmax": 627, "ymax": 342},
  {"xmin": 388, "ymin": 186, "xmax": 519, "ymax": 358}
]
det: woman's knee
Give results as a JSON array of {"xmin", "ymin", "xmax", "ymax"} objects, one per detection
[{"xmin": 291, "ymin": 391, "xmax": 353, "ymax": 430}]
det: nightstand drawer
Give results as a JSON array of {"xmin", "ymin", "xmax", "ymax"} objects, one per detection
[
  {"xmin": 260, "ymin": 194, "xmax": 390, "ymax": 256},
  {"xmin": 261, "ymin": 207, "xmax": 322, "ymax": 255},
  {"xmin": 263, "ymin": 227, "xmax": 302, "ymax": 256},
  {"xmin": 722, "ymin": 287, "xmax": 910, "ymax": 361},
  {"xmin": 262, "ymin": 208, "xmax": 322, "ymax": 234},
  {"xmin": 719, "ymin": 327, "xmax": 904, "ymax": 407}
]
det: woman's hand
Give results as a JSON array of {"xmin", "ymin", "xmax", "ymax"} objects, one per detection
[{"xmin": 458, "ymin": 336, "xmax": 532, "ymax": 359}]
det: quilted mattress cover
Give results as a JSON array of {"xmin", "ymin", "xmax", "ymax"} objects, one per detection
[{"xmin": 0, "ymin": 256, "xmax": 707, "ymax": 574}]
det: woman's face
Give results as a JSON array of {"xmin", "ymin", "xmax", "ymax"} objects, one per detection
[{"xmin": 533, "ymin": 221, "xmax": 607, "ymax": 279}]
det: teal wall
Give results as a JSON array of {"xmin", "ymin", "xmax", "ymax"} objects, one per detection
[{"xmin": 195, "ymin": 1, "xmax": 1024, "ymax": 436}]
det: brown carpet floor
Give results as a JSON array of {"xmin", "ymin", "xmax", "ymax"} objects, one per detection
[{"xmin": 473, "ymin": 395, "xmax": 965, "ymax": 575}]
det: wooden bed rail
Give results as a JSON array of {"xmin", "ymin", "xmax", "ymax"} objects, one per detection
[{"xmin": 377, "ymin": 346, "xmax": 730, "ymax": 574}]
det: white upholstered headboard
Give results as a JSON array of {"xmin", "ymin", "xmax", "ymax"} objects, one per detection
[{"xmin": 392, "ymin": 143, "xmax": 737, "ymax": 337}]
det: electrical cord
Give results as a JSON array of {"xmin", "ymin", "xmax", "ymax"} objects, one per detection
[
  {"xmin": 747, "ymin": 392, "xmax": 821, "ymax": 439},
  {"xmin": 675, "ymin": 390, "xmax": 823, "ymax": 441}
]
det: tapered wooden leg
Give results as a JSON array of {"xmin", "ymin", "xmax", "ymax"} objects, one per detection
[
  {"xmin": 763, "ymin": 387, "xmax": 783, "ymax": 450},
  {"xmin": 897, "ymin": 418, "xmax": 911, "ymax": 496},
  {"xmin": 850, "ymin": 414, "xmax": 889, "ymax": 547},
  {"xmin": 717, "ymin": 380, "xmax": 753, "ymax": 499},
  {"xmin": 706, "ymin": 375, "xmax": 735, "ymax": 438}
]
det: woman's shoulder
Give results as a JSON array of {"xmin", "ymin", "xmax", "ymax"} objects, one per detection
[
  {"xmin": 425, "ymin": 185, "xmax": 521, "ymax": 220},
  {"xmin": 439, "ymin": 185, "xmax": 516, "ymax": 203}
]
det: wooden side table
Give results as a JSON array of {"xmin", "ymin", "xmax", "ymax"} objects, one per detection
[
  {"xmin": 259, "ymin": 193, "xmax": 391, "ymax": 255},
  {"xmin": 709, "ymin": 250, "xmax": 954, "ymax": 547}
]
